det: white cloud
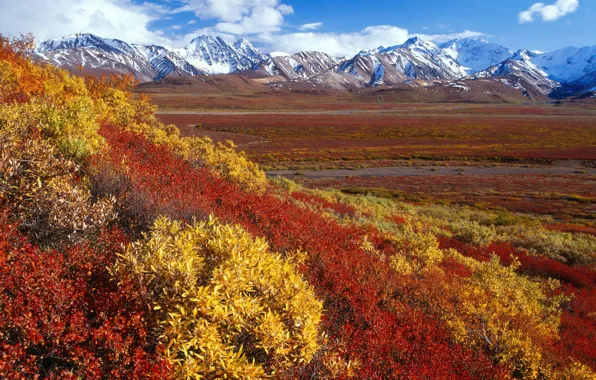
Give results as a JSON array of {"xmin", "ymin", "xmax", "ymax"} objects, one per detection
[
  {"xmin": 176, "ymin": 0, "xmax": 293, "ymax": 34},
  {"xmin": 0, "ymin": 0, "xmax": 489, "ymax": 58},
  {"xmin": 0, "ymin": 0, "xmax": 167, "ymax": 45},
  {"xmin": 414, "ymin": 30, "xmax": 487, "ymax": 44},
  {"xmin": 259, "ymin": 25, "xmax": 409, "ymax": 57},
  {"xmin": 299, "ymin": 22, "xmax": 323, "ymax": 31},
  {"xmin": 519, "ymin": 0, "xmax": 579, "ymax": 23}
]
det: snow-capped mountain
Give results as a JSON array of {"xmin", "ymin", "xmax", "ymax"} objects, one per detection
[
  {"xmin": 36, "ymin": 33, "xmax": 203, "ymax": 82},
  {"xmin": 469, "ymin": 51, "xmax": 558, "ymax": 99},
  {"xmin": 528, "ymin": 46, "xmax": 596, "ymax": 97},
  {"xmin": 333, "ymin": 37, "xmax": 468, "ymax": 87},
  {"xmin": 132, "ymin": 45, "xmax": 203, "ymax": 79},
  {"xmin": 469, "ymin": 47, "xmax": 596, "ymax": 98},
  {"xmin": 254, "ymin": 51, "xmax": 340, "ymax": 80},
  {"xmin": 180, "ymin": 35, "xmax": 266, "ymax": 75},
  {"xmin": 233, "ymin": 38, "xmax": 267, "ymax": 66},
  {"xmin": 35, "ymin": 33, "xmax": 596, "ymax": 98},
  {"xmin": 440, "ymin": 38, "xmax": 514, "ymax": 74}
]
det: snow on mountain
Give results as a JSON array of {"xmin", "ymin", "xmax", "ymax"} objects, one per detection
[
  {"xmin": 469, "ymin": 50, "xmax": 558, "ymax": 98},
  {"xmin": 527, "ymin": 46, "xmax": 596, "ymax": 97},
  {"xmin": 36, "ymin": 33, "xmax": 269, "ymax": 81},
  {"xmin": 254, "ymin": 51, "xmax": 340, "ymax": 80},
  {"xmin": 180, "ymin": 36, "xmax": 265, "ymax": 75},
  {"xmin": 36, "ymin": 33, "xmax": 204, "ymax": 82},
  {"xmin": 440, "ymin": 38, "xmax": 513, "ymax": 74},
  {"xmin": 132, "ymin": 45, "xmax": 203, "ymax": 79},
  {"xmin": 531, "ymin": 46, "xmax": 596, "ymax": 83},
  {"xmin": 384, "ymin": 37, "xmax": 468, "ymax": 79},
  {"xmin": 37, "ymin": 34, "xmax": 158, "ymax": 82},
  {"xmin": 233, "ymin": 38, "xmax": 267, "ymax": 65},
  {"xmin": 35, "ymin": 33, "xmax": 596, "ymax": 98},
  {"xmin": 470, "ymin": 46, "xmax": 596, "ymax": 98},
  {"xmin": 38, "ymin": 33, "xmax": 134, "ymax": 55},
  {"xmin": 269, "ymin": 52, "xmax": 292, "ymax": 57},
  {"xmin": 334, "ymin": 37, "xmax": 467, "ymax": 87}
]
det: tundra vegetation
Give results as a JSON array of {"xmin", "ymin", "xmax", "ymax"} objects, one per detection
[{"xmin": 0, "ymin": 35, "xmax": 594, "ymax": 379}]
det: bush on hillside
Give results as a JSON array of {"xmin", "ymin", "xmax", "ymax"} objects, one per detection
[
  {"xmin": 187, "ymin": 137, "xmax": 268, "ymax": 194},
  {"xmin": 0, "ymin": 129, "xmax": 115, "ymax": 246},
  {"xmin": 113, "ymin": 216, "xmax": 323, "ymax": 378}
]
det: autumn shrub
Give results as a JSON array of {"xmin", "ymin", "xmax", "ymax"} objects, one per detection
[
  {"xmin": 450, "ymin": 219, "xmax": 498, "ymax": 247},
  {"xmin": 113, "ymin": 216, "xmax": 323, "ymax": 378},
  {"xmin": 390, "ymin": 221, "xmax": 444, "ymax": 275},
  {"xmin": 445, "ymin": 252, "xmax": 570, "ymax": 378},
  {"xmin": 282, "ymin": 185, "xmax": 595, "ymax": 377},
  {"xmin": 100, "ymin": 126, "xmax": 508, "ymax": 379},
  {"xmin": 0, "ymin": 34, "xmax": 45, "ymax": 103},
  {"xmin": 0, "ymin": 211, "xmax": 169, "ymax": 378},
  {"xmin": 0, "ymin": 38, "xmax": 105, "ymax": 160},
  {"xmin": 0, "ymin": 130, "xmax": 115, "ymax": 246},
  {"xmin": 510, "ymin": 228, "xmax": 596, "ymax": 265},
  {"xmin": 187, "ymin": 137, "xmax": 268, "ymax": 194}
]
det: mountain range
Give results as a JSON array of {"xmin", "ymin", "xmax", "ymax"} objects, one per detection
[{"xmin": 34, "ymin": 33, "xmax": 596, "ymax": 99}]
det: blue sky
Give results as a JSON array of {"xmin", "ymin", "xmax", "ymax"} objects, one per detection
[{"xmin": 0, "ymin": 0, "xmax": 592, "ymax": 55}]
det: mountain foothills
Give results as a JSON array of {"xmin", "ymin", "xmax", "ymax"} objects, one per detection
[{"xmin": 35, "ymin": 33, "xmax": 596, "ymax": 98}]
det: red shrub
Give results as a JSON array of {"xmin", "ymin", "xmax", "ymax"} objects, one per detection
[
  {"xmin": 0, "ymin": 211, "xmax": 169, "ymax": 378},
  {"xmin": 96, "ymin": 126, "xmax": 507, "ymax": 378},
  {"xmin": 439, "ymin": 237, "xmax": 595, "ymax": 288}
]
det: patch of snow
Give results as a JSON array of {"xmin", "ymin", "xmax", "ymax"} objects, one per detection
[
  {"xmin": 447, "ymin": 82, "xmax": 470, "ymax": 91},
  {"xmin": 369, "ymin": 56, "xmax": 385, "ymax": 86},
  {"xmin": 439, "ymin": 38, "xmax": 513, "ymax": 74},
  {"xmin": 270, "ymin": 51, "xmax": 291, "ymax": 57}
]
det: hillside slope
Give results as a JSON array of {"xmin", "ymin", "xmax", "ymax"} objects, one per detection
[{"xmin": 1, "ymin": 34, "xmax": 595, "ymax": 379}]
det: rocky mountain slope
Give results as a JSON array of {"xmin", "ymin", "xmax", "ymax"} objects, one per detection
[
  {"xmin": 36, "ymin": 33, "xmax": 203, "ymax": 82},
  {"xmin": 333, "ymin": 37, "xmax": 468, "ymax": 87},
  {"xmin": 469, "ymin": 47, "xmax": 596, "ymax": 98},
  {"xmin": 180, "ymin": 36, "xmax": 266, "ymax": 75},
  {"xmin": 253, "ymin": 51, "xmax": 340, "ymax": 80}
]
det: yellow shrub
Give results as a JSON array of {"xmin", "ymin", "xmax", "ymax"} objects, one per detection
[
  {"xmin": 445, "ymin": 253, "xmax": 568, "ymax": 378},
  {"xmin": 113, "ymin": 216, "xmax": 323, "ymax": 378},
  {"xmin": 390, "ymin": 222, "xmax": 444, "ymax": 275},
  {"xmin": 450, "ymin": 219, "xmax": 497, "ymax": 247},
  {"xmin": 510, "ymin": 227, "xmax": 596, "ymax": 265},
  {"xmin": 558, "ymin": 361, "xmax": 596, "ymax": 380},
  {"xmin": 0, "ymin": 80, "xmax": 103, "ymax": 161},
  {"xmin": 187, "ymin": 137, "xmax": 268, "ymax": 194}
]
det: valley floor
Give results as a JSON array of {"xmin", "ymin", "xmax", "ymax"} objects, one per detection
[{"xmin": 153, "ymin": 96, "xmax": 596, "ymax": 230}]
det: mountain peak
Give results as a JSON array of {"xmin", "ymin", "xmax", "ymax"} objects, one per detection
[
  {"xmin": 405, "ymin": 36, "xmax": 422, "ymax": 43},
  {"xmin": 182, "ymin": 35, "xmax": 264, "ymax": 75},
  {"xmin": 188, "ymin": 35, "xmax": 227, "ymax": 45},
  {"xmin": 511, "ymin": 49, "xmax": 538, "ymax": 61},
  {"xmin": 440, "ymin": 38, "xmax": 514, "ymax": 74},
  {"xmin": 234, "ymin": 38, "xmax": 252, "ymax": 46},
  {"xmin": 403, "ymin": 36, "xmax": 440, "ymax": 46},
  {"xmin": 63, "ymin": 32, "xmax": 97, "ymax": 39},
  {"xmin": 37, "ymin": 33, "xmax": 127, "ymax": 53},
  {"xmin": 400, "ymin": 37, "xmax": 440, "ymax": 51}
]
